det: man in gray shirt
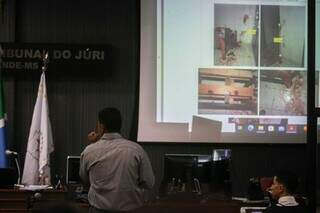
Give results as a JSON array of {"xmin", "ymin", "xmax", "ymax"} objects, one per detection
[{"xmin": 80, "ymin": 107, "xmax": 155, "ymax": 212}]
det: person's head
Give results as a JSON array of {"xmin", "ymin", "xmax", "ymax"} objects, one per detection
[
  {"xmin": 269, "ymin": 170, "xmax": 299, "ymax": 200},
  {"xmin": 97, "ymin": 107, "xmax": 122, "ymax": 134},
  {"xmin": 243, "ymin": 14, "xmax": 249, "ymax": 24}
]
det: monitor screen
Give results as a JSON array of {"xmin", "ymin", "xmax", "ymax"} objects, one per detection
[
  {"xmin": 213, "ymin": 149, "xmax": 232, "ymax": 161},
  {"xmin": 162, "ymin": 153, "xmax": 231, "ymax": 192},
  {"xmin": 163, "ymin": 154, "xmax": 201, "ymax": 183},
  {"xmin": 66, "ymin": 156, "xmax": 81, "ymax": 184},
  {"xmin": 163, "ymin": 153, "xmax": 230, "ymax": 183},
  {"xmin": 139, "ymin": 0, "xmax": 308, "ymax": 143},
  {"xmin": 211, "ymin": 149, "xmax": 231, "ymax": 189},
  {"xmin": 163, "ymin": 154, "xmax": 213, "ymax": 183}
]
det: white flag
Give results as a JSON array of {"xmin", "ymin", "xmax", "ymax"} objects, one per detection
[{"xmin": 22, "ymin": 72, "xmax": 54, "ymax": 185}]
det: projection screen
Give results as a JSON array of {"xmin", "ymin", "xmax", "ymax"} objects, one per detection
[{"xmin": 139, "ymin": 0, "xmax": 308, "ymax": 143}]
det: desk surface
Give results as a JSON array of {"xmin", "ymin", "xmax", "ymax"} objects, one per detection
[
  {"xmin": 0, "ymin": 190, "xmax": 268, "ymax": 213},
  {"xmin": 75, "ymin": 193, "xmax": 268, "ymax": 213},
  {"xmin": 131, "ymin": 194, "xmax": 250, "ymax": 213},
  {"xmin": 0, "ymin": 189, "xmax": 67, "ymax": 212}
]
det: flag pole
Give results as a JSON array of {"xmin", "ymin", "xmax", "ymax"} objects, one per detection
[
  {"xmin": 39, "ymin": 51, "xmax": 50, "ymax": 185},
  {"xmin": 42, "ymin": 52, "xmax": 49, "ymax": 73}
]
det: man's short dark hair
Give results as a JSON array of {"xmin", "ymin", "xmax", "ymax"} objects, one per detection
[
  {"xmin": 98, "ymin": 107, "xmax": 122, "ymax": 133},
  {"xmin": 275, "ymin": 170, "xmax": 299, "ymax": 194}
]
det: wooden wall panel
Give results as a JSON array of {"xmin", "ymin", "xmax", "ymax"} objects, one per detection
[
  {"xmin": 0, "ymin": 0, "xmax": 16, "ymax": 152},
  {"xmin": 5, "ymin": 0, "xmax": 139, "ymax": 181},
  {"xmin": 0, "ymin": 0, "xmax": 15, "ymax": 42}
]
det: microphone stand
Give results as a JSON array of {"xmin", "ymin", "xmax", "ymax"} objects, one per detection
[
  {"xmin": 6, "ymin": 151, "xmax": 22, "ymax": 185},
  {"xmin": 14, "ymin": 155, "xmax": 21, "ymax": 185},
  {"xmin": 6, "ymin": 150, "xmax": 22, "ymax": 185}
]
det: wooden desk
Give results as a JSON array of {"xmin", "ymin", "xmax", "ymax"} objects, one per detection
[
  {"xmin": 2, "ymin": 190, "xmax": 264, "ymax": 213},
  {"xmin": 131, "ymin": 194, "xmax": 242, "ymax": 213},
  {"xmin": 75, "ymin": 193, "xmax": 267, "ymax": 213},
  {"xmin": 0, "ymin": 189, "xmax": 67, "ymax": 212}
]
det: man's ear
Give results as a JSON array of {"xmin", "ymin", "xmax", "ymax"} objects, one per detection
[
  {"xmin": 98, "ymin": 123, "xmax": 105, "ymax": 135},
  {"xmin": 278, "ymin": 184, "xmax": 286, "ymax": 193}
]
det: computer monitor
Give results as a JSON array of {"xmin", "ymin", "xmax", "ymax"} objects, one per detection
[
  {"xmin": 213, "ymin": 149, "xmax": 231, "ymax": 161},
  {"xmin": 163, "ymin": 154, "xmax": 212, "ymax": 184},
  {"xmin": 211, "ymin": 149, "xmax": 231, "ymax": 189},
  {"xmin": 66, "ymin": 156, "xmax": 81, "ymax": 184},
  {"xmin": 162, "ymin": 151, "xmax": 231, "ymax": 195}
]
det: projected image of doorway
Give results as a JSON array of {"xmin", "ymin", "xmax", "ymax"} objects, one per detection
[
  {"xmin": 259, "ymin": 70, "xmax": 307, "ymax": 116},
  {"xmin": 214, "ymin": 4, "xmax": 258, "ymax": 66},
  {"xmin": 260, "ymin": 6, "xmax": 305, "ymax": 67},
  {"xmin": 198, "ymin": 68, "xmax": 257, "ymax": 115}
]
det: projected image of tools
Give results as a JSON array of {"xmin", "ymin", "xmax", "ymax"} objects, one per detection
[{"xmin": 198, "ymin": 68, "xmax": 257, "ymax": 115}]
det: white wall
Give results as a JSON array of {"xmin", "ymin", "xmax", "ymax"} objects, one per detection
[{"xmin": 279, "ymin": 6, "xmax": 305, "ymax": 67}]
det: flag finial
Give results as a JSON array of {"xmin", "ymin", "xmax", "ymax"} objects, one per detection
[{"xmin": 42, "ymin": 52, "xmax": 49, "ymax": 72}]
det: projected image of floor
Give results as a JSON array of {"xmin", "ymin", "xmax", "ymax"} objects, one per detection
[
  {"xmin": 259, "ymin": 70, "xmax": 307, "ymax": 116},
  {"xmin": 214, "ymin": 4, "xmax": 258, "ymax": 66},
  {"xmin": 214, "ymin": 43, "xmax": 256, "ymax": 67},
  {"xmin": 198, "ymin": 68, "xmax": 257, "ymax": 115}
]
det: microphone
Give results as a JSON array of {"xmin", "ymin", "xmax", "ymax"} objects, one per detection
[
  {"xmin": 27, "ymin": 192, "xmax": 42, "ymax": 209},
  {"xmin": 5, "ymin": 149, "xmax": 18, "ymax": 156},
  {"xmin": 33, "ymin": 192, "xmax": 42, "ymax": 200}
]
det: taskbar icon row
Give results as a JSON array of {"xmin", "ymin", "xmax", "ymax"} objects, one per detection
[
  {"xmin": 228, "ymin": 117, "xmax": 306, "ymax": 134},
  {"xmin": 235, "ymin": 124, "xmax": 306, "ymax": 134}
]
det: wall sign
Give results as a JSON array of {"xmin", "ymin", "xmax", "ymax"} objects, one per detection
[{"xmin": 0, "ymin": 43, "xmax": 110, "ymax": 75}]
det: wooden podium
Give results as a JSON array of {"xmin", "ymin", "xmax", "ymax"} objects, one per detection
[{"xmin": 0, "ymin": 189, "xmax": 67, "ymax": 212}]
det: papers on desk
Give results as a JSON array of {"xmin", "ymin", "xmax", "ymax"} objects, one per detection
[
  {"xmin": 15, "ymin": 184, "xmax": 53, "ymax": 191},
  {"xmin": 232, "ymin": 196, "xmax": 269, "ymax": 203},
  {"xmin": 240, "ymin": 206, "xmax": 267, "ymax": 213}
]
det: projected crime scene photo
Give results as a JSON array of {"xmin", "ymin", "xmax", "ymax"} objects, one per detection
[
  {"xmin": 259, "ymin": 70, "xmax": 307, "ymax": 116},
  {"xmin": 214, "ymin": 4, "xmax": 259, "ymax": 66},
  {"xmin": 198, "ymin": 68, "xmax": 257, "ymax": 115},
  {"xmin": 260, "ymin": 5, "xmax": 305, "ymax": 67}
]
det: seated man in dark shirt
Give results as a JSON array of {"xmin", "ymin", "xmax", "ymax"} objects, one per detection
[{"xmin": 264, "ymin": 171, "xmax": 307, "ymax": 213}]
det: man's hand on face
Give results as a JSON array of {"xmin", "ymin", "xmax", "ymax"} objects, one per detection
[{"xmin": 87, "ymin": 131, "xmax": 100, "ymax": 144}]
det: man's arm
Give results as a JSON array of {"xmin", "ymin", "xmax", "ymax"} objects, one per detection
[
  {"xmin": 79, "ymin": 152, "xmax": 90, "ymax": 184},
  {"xmin": 138, "ymin": 150, "xmax": 155, "ymax": 189}
]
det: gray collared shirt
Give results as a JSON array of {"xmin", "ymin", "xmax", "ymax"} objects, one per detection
[{"xmin": 80, "ymin": 133, "xmax": 155, "ymax": 211}]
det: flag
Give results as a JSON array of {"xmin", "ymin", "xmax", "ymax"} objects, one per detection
[
  {"xmin": 22, "ymin": 72, "xmax": 54, "ymax": 185},
  {"xmin": 0, "ymin": 45, "xmax": 8, "ymax": 168},
  {"xmin": 0, "ymin": 76, "xmax": 7, "ymax": 168}
]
